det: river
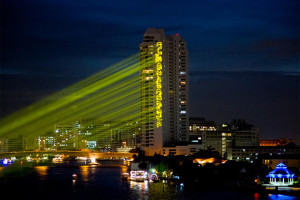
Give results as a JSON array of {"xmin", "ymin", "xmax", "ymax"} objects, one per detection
[{"xmin": 0, "ymin": 160, "xmax": 298, "ymax": 200}]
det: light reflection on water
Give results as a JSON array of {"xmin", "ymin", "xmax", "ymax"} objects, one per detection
[
  {"xmin": 254, "ymin": 193, "xmax": 299, "ymax": 200},
  {"xmin": 0, "ymin": 166, "xmax": 4, "ymax": 177},
  {"xmin": 121, "ymin": 165, "xmax": 128, "ymax": 174},
  {"xmin": 79, "ymin": 165, "xmax": 89, "ymax": 182},
  {"xmin": 267, "ymin": 194, "xmax": 298, "ymax": 200},
  {"xmin": 34, "ymin": 166, "xmax": 49, "ymax": 180},
  {"xmin": 254, "ymin": 193, "xmax": 260, "ymax": 200},
  {"xmin": 130, "ymin": 180, "xmax": 149, "ymax": 191},
  {"xmin": 129, "ymin": 180, "xmax": 149, "ymax": 199}
]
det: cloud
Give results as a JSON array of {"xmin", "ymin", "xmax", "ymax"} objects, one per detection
[
  {"xmin": 254, "ymin": 38, "xmax": 300, "ymax": 57},
  {"xmin": 189, "ymin": 71, "xmax": 300, "ymax": 140}
]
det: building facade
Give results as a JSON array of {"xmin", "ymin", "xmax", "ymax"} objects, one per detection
[
  {"xmin": 231, "ymin": 146, "xmax": 300, "ymax": 162},
  {"xmin": 34, "ymin": 119, "xmax": 139, "ymax": 151},
  {"xmin": 35, "ymin": 132, "xmax": 56, "ymax": 151},
  {"xmin": 262, "ymin": 154, "xmax": 300, "ymax": 169},
  {"xmin": 8, "ymin": 136, "xmax": 27, "ymax": 152},
  {"xmin": 162, "ymin": 144, "xmax": 203, "ymax": 156},
  {"xmin": 189, "ymin": 117, "xmax": 217, "ymax": 145},
  {"xmin": 54, "ymin": 123, "xmax": 76, "ymax": 150},
  {"xmin": 188, "ymin": 118, "xmax": 259, "ymax": 159},
  {"xmin": 140, "ymin": 28, "xmax": 189, "ymax": 155},
  {"xmin": 260, "ymin": 138, "xmax": 295, "ymax": 147},
  {"xmin": 0, "ymin": 137, "xmax": 8, "ymax": 152}
]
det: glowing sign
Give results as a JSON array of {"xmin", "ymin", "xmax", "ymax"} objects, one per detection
[{"xmin": 155, "ymin": 42, "xmax": 163, "ymax": 127}]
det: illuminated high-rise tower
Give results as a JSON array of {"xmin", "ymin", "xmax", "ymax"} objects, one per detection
[{"xmin": 140, "ymin": 28, "xmax": 189, "ymax": 156}]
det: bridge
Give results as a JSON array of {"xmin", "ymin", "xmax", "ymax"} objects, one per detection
[{"xmin": 0, "ymin": 151, "xmax": 135, "ymax": 160}]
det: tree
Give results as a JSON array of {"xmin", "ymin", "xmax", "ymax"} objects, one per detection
[
  {"xmin": 192, "ymin": 149, "xmax": 221, "ymax": 159},
  {"xmin": 138, "ymin": 161, "xmax": 148, "ymax": 170},
  {"xmin": 155, "ymin": 161, "xmax": 170, "ymax": 178},
  {"xmin": 132, "ymin": 154, "xmax": 137, "ymax": 161}
]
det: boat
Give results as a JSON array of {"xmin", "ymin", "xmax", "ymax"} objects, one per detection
[
  {"xmin": 88, "ymin": 158, "xmax": 101, "ymax": 166},
  {"xmin": 130, "ymin": 170, "xmax": 148, "ymax": 181},
  {"xmin": 88, "ymin": 162, "xmax": 101, "ymax": 166},
  {"xmin": 72, "ymin": 174, "xmax": 78, "ymax": 179},
  {"xmin": 52, "ymin": 156, "xmax": 63, "ymax": 163}
]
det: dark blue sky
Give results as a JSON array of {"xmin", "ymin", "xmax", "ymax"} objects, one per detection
[{"xmin": 1, "ymin": 0, "xmax": 299, "ymax": 142}]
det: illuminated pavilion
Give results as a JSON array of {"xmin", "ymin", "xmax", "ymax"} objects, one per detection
[{"xmin": 266, "ymin": 163, "xmax": 295, "ymax": 186}]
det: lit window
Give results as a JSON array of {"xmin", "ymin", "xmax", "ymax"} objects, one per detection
[
  {"xmin": 142, "ymin": 70, "xmax": 153, "ymax": 73},
  {"xmin": 180, "ymin": 81, "xmax": 186, "ymax": 85},
  {"xmin": 180, "ymin": 111, "xmax": 186, "ymax": 114},
  {"xmin": 180, "ymin": 72, "xmax": 186, "ymax": 75},
  {"xmin": 145, "ymin": 76, "xmax": 153, "ymax": 80}
]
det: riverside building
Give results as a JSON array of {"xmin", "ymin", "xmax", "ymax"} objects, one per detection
[{"xmin": 140, "ymin": 28, "xmax": 189, "ymax": 156}]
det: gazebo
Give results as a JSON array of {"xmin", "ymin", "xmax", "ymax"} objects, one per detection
[{"xmin": 266, "ymin": 163, "xmax": 295, "ymax": 186}]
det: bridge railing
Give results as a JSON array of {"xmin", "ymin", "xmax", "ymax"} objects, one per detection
[{"xmin": 0, "ymin": 151, "xmax": 135, "ymax": 159}]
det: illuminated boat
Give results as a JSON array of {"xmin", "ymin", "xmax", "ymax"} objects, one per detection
[
  {"xmin": 72, "ymin": 174, "xmax": 78, "ymax": 179},
  {"xmin": 52, "ymin": 156, "xmax": 63, "ymax": 163},
  {"xmin": 130, "ymin": 170, "xmax": 148, "ymax": 182},
  {"xmin": 88, "ymin": 158, "xmax": 101, "ymax": 166}
]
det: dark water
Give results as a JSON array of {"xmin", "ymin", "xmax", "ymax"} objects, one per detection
[{"xmin": 0, "ymin": 161, "xmax": 298, "ymax": 200}]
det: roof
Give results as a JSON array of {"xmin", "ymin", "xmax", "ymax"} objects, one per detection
[{"xmin": 266, "ymin": 163, "xmax": 295, "ymax": 178}]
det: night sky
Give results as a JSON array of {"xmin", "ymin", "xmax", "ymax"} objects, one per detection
[{"xmin": 1, "ymin": 0, "xmax": 299, "ymax": 143}]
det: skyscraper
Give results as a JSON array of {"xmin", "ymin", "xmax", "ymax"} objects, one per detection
[{"xmin": 140, "ymin": 28, "xmax": 189, "ymax": 156}]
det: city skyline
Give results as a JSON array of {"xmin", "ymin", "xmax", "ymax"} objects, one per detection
[{"xmin": 1, "ymin": 1, "xmax": 299, "ymax": 142}]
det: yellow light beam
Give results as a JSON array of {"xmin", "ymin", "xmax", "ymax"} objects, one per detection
[{"xmin": 0, "ymin": 54, "xmax": 155, "ymax": 146}]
